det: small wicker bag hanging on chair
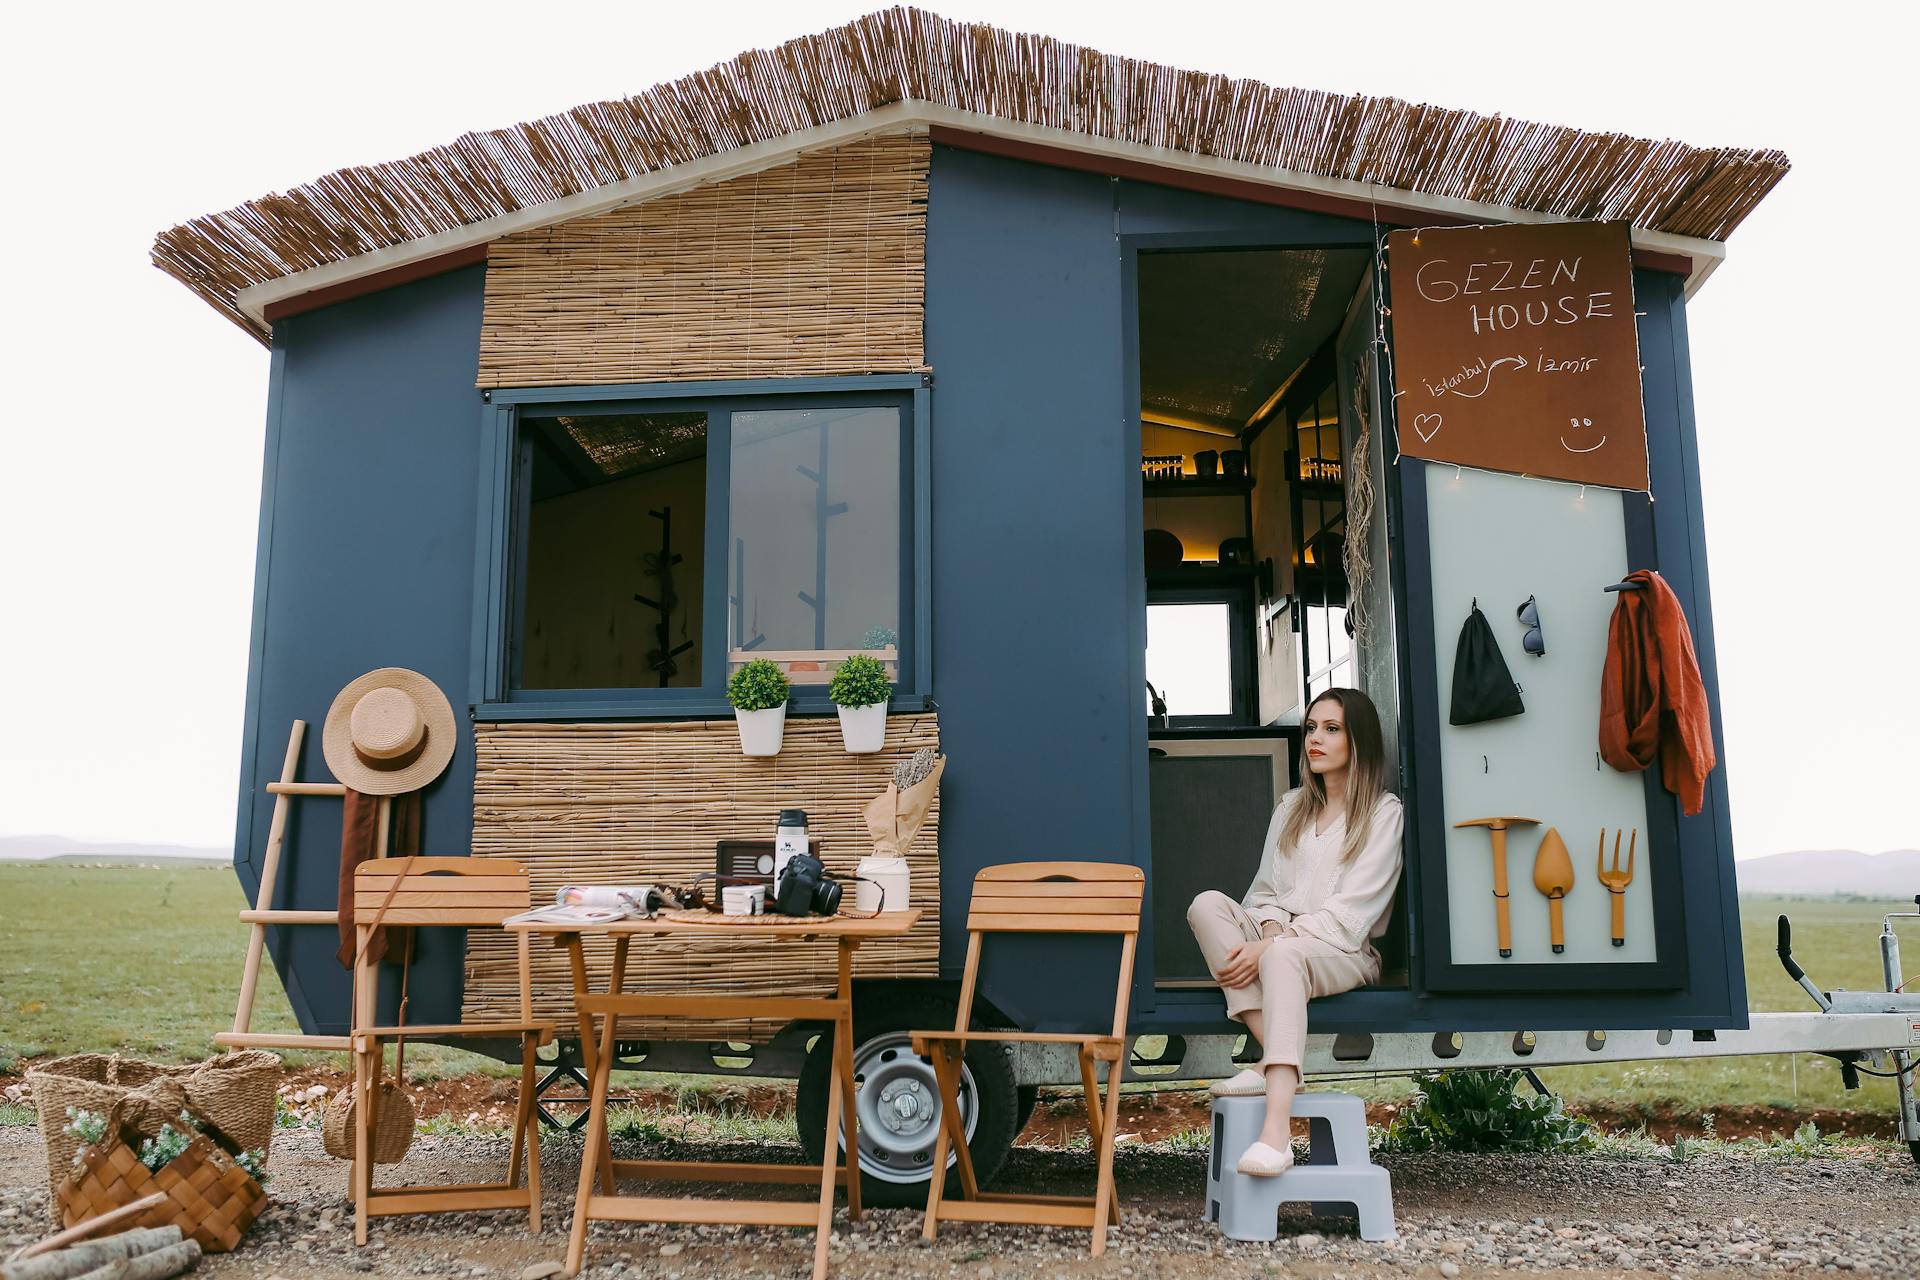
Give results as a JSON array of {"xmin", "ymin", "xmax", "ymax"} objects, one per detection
[
  {"xmin": 57, "ymin": 1081, "xmax": 268, "ymax": 1253},
  {"xmin": 322, "ymin": 856, "xmax": 419, "ymax": 1163}
]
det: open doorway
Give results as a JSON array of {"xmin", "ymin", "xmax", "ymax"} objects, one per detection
[{"xmin": 1134, "ymin": 245, "xmax": 1406, "ymax": 992}]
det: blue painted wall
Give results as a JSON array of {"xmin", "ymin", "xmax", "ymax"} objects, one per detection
[{"xmin": 236, "ymin": 266, "xmax": 487, "ymax": 1035}]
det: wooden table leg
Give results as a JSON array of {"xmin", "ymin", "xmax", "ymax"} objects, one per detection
[
  {"xmin": 566, "ymin": 954, "xmax": 622, "ymax": 1277},
  {"xmin": 566, "ymin": 936, "xmax": 617, "ymax": 1196},
  {"xmin": 604, "ymin": 936, "xmax": 630, "ymax": 1192},
  {"xmin": 835, "ymin": 940, "xmax": 862, "ymax": 1222},
  {"xmin": 811, "ymin": 1017, "xmax": 845, "ymax": 1280}
]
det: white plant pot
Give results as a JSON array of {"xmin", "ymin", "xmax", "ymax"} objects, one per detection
[
  {"xmin": 836, "ymin": 702, "xmax": 889, "ymax": 754},
  {"xmin": 735, "ymin": 703, "xmax": 787, "ymax": 757}
]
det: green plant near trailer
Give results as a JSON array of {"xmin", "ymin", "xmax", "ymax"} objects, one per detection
[
  {"xmin": 1378, "ymin": 1068, "xmax": 1594, "ymax": 1154},
  {"xmin": 727, "ymin": 659, "xmax": 791, "ymax": 711},
  {"xmin": 828, "ymin": 653, "xmax": 891, "ymax": 708}
]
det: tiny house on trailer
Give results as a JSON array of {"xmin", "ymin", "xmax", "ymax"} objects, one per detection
[{"xmin": 158, "ymin": 9, "xmax": 1796, "ymax": 1201}]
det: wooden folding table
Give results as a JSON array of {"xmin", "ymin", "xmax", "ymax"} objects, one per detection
[{"xmin": 509, "ymin": 911, "xmax": 921, "ymax": 1279}]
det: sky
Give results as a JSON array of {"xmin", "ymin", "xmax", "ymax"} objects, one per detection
[{"xmin": 0, "ymin": 0, "xmax": 1913, "ymax": 859}]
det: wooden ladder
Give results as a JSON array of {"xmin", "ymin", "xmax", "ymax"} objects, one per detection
[{"xmin": 215, "ymin": 719, "xmax": 393, "ymax": 1053}]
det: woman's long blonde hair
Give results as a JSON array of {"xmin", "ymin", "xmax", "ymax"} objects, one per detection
[{"xmin": 1277, "ymin": 688, "xmax": 1389, "ymax": 863}]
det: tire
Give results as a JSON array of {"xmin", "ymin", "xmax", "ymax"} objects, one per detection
[
  {"xmin": 1909, "ymin": 1139, "xmax": 1919, "ymax": 1169},
  {"xmin": 795, "ymin": 995, "xmax": 1019, "ymax": 1208},
  {"xmin": 1014, "ymin": 1084, "xmax": 1040, "ymax": 1136}
]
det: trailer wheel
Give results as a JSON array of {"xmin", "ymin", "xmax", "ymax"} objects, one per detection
[
  {"xmin": 1910, "ymin": 1139, "xmax": 1919, "ymax": 1169},
  {"xmin": 795, "ymin": 997, "xmax": 1019, "ymax": 1208},
  {"xmin": 1014, "ymin": 1084, "xmax": 1040, "ymax": 1135}
]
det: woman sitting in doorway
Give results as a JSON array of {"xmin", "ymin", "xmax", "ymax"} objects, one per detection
[{"xmin": 1186, "ymin": 686, "xmax": 1404, "ymax": 1176}]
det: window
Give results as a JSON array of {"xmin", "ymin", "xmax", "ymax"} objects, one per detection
[
  {"xmin": 477, "ymin": 378, "xmax": 927, "ymax": 716},
  {"xmin": 516, "ymin": 410, "xmax": 711, "ymax": 691},
  {"xmin": 728, "ymin": 407, "xmax": 905, "ymax": 686},
  {"xmin": 1144, "ymin": 588, "xmax": 1253, "ymax": 727},
  {"xmin": 1146, "ymin": 602, "xmax": 1233, "ymax": 716}
]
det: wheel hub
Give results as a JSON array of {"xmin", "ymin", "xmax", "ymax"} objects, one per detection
[
  {"xmin": 847, "ymin": 1031, "xmax": 977, "ymax": 1183},
  {"xmin": 875, "ymin": 1077, "xmax": 935, "ymax": 1135}
]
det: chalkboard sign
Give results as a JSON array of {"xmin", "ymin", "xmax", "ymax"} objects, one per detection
[{"xmin": 1386, "ymin": 221, "xmax": 1648, "ymax": 491}]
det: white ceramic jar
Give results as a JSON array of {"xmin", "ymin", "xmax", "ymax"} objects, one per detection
[{"xmin": 855, "ymin": 855, "xmax": 911, "ymax": 914}]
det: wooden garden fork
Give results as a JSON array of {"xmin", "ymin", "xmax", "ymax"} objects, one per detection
[{"xmin": 1596, "ymin": 829, "xmax": 1637, "ymax": 947}]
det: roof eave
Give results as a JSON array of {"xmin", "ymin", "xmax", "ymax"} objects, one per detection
[{"xmin": 235, "ymin": 100, "xmax": 1730, "ymax": 333}]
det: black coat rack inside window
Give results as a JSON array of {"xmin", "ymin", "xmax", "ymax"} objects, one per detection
[{"xmin": 633, "ymin": 506, "xmax": 694, "ymax": 687}]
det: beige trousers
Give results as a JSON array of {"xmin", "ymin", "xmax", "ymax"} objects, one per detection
[{"xmin": 1185, "ymin": 890, "xmax": 1381, "ymax": 1069}]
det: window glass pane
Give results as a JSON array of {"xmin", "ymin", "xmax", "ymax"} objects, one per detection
[
  {"xmin": 1146, "ymin": 603, "xmax": 1233, "ymax": 717},
  {"xmin": 728, "ymin": 407, "xmax": 903, "ymax": 680},
  {"xmin": 517, "ymin": 412, "xmax": 708, "ymax": 690}
]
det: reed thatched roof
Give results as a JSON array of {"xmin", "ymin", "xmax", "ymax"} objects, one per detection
[{"xmin": 152, "ymin": 6, "xmax": 1789, "ymax": 345}]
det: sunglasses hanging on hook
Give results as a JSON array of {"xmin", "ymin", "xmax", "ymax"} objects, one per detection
[{"xmin": 1516, "ymin": 594, "xmax": 1545, "ymax": 657}]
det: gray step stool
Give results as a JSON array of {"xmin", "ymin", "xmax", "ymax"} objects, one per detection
[{"xmin": 1206, "ymin": 1090, "xmax": 1395, "ymax": 1242}]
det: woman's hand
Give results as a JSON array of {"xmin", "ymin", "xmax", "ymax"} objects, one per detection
[{"xmin": 1217, "ymin": 937, "xmax": 1273, "ymax": 989}]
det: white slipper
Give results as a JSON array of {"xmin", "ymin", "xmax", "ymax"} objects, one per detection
[
  {"xmin": 1207, "ymin": 1067, "xmax": 1266, "ymax": 1097},
  {"xmin": 1235, "ymin": 1140, "xmax": 1295, "ymax": 1177}
]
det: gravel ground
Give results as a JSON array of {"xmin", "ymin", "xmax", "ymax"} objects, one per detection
[{"xmin": 2, "ymin": 1126, "xmax": 1914, "ymax": 1278}]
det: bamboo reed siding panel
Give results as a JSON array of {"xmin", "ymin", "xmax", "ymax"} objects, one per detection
[
  {"xmin": 462, "ymin": 714, "xmax": 940, "ymax": 1041},
  {"xmin": 153, "ymin": 7, "xmax": 1790, "ymax": 345},
  {"xmin": 476, "ymin": 134, "xmax": 926, "ymax": 388}
]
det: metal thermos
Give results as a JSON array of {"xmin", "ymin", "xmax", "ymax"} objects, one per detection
[{"xmin": 775, "ymin": 809, "xmax": 809, "ymax": 883}]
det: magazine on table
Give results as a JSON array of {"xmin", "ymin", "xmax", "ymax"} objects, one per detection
[{"xmin": 506, "ymin": 884, "xmax": 687, "ymax": 926}]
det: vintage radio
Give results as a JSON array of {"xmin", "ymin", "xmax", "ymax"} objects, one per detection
[{"xmin": 716, "ymin": 838, "xmax": 819, "ymax": 887}]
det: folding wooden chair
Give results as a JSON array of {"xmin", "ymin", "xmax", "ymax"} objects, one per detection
[
  {"xmin": 349, "ymin": 856, "xmax": 554, "ymax": 1244},
  {"xmin": 911, "ymin": 861, "xmax": 1143, "ymax": 1256}
]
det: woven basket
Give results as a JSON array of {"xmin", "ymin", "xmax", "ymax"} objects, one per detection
[
  {"xmin": 27, "ymin": 1051, "xmax": 279, "ymax": 1215},
  {"xmin": 58, "ymin": 1132, "xmax": 267, "ymax": 1253},
  {"xmin": 321, "ymin": 1081, "xmax": 416, "ymax": 1164}
]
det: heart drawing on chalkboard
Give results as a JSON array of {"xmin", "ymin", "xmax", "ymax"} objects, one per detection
[{"xmin": 1413, "ymin": 413, "xmax": 1443, "ymax": 443}]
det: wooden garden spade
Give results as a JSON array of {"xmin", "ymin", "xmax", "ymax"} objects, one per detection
[
  {"xmin": 1532, "ymin": 827, "xmax": 1576, "ymax": 954},
  {"xmin": 1454, "ymin": 816, "xmax": 1539, "ymax": 958}
]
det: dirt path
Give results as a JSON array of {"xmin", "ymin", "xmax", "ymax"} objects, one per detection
[{"xmin": 3, "ymin": 1125, "xmax": 1914, "ymax": 1279}]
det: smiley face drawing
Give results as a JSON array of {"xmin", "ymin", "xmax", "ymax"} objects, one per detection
[{"xmin": 1561, "ymin": 416, "xmax": 1607, "ymax": 454}]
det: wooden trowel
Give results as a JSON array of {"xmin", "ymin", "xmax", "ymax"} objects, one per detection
[{"xmin": 1532, "ymin": 827, "xmax": 1576, "ymax": 953}]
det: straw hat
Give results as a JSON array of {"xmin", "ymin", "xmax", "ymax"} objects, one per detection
[{"xmin": 322, "ymin": 668, "xmax": 458, "ymax": 795}]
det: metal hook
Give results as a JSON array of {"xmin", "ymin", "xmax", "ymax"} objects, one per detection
[{"xmin": 1483, "ymin": 755, "xmax": 1489, "ymax": 774}]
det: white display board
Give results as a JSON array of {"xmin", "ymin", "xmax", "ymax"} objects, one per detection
[{"xmin": 1425, "ymin": 468, "xmax": 1654, "ymax": 965}]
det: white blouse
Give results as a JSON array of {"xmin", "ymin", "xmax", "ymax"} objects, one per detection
[{"xmin": 1241, "ymin": 790, "xmax": 1405, "ymax": 954}]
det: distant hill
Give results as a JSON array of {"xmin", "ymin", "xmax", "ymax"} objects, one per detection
[
  {"xmin": 0, "ymin": 834, "xmax": 227, "ymax": 863},
  {"xmin": 1736, "ymin": 849, "xmax": 1920, "ymax": 898}
]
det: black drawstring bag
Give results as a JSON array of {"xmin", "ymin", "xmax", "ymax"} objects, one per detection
[{"xmin": 1449, "ymin": 600, "xmax": 1525, "ymax": 725}]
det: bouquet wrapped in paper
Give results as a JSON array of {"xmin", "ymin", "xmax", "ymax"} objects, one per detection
[{"xmin": 864, "ymin": 749, "xmax": 946, "ymax": 856}]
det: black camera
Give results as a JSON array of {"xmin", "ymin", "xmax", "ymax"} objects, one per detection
[{"xmin": 774, "ymin": 850, "xmax": 842, "ymax": 917}]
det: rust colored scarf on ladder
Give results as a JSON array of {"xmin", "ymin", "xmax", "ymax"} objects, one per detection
[{"xmin": 335, "ymin": 789, "xmax": 422, "ymax": 967}]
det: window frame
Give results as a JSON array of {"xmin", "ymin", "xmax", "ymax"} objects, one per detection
[{"xmin": 471, "ymin": 374, "xmax": 932, "ymax": 721}]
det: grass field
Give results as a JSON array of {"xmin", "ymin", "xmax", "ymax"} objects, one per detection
[{"xmin": 0, "ymin": 862, "xmax": 1911, "ymax": 1116}]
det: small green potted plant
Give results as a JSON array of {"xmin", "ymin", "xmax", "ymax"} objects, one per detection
[
  {"xmin": 829, "ymin": 653, "xmax": 892, "ymax": 753},
  {"xmin": 728, "ymin": 659, "xmax": 792, "ymax": 756}
]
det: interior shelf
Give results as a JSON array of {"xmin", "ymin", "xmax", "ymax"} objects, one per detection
[
  {"xmin": 1143, "ymin": 476, "xmax": 1254, "ymax": 497},
  {"xmin": 1146, "ymin": 563, "xmax": 1256, "ymax": 588}
]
